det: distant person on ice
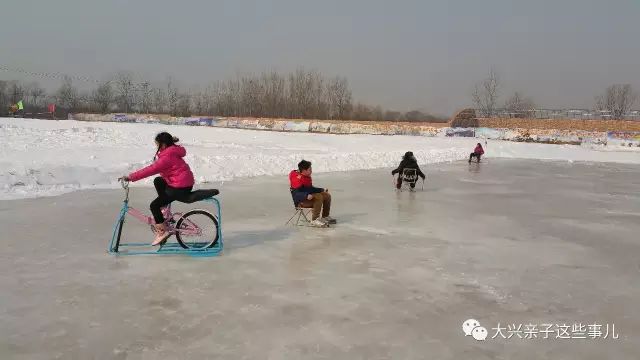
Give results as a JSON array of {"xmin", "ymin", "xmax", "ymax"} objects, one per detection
[
  {"xmin": 469, "ymin": 143, "xmax": 485, "ymax": 163},
  {"xmin": 120, "ymin": 132, "xmax": 195, "ymax": 245},
  {"xmin": 289, "ymin": 160, "xmax": 335, "ymax": 227},
  {"xmin": 391, "ymin": 151, "xmax": 426, "ymax": 190}
]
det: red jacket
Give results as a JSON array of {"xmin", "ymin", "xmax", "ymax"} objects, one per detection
[
  {"xmin": 289, "ymin": 170, "xmax": 323, "ymax": 205},
  {"xmin": 474, "ymin": 144, "xmax": 485, "ymax": 155},
  {"xmin": 289, "ymin": 170, "xmax": 313, "ymax": 189},
  {"xmin": 128, "ymin": 145, "xmax": 195, "ymax": 188}
]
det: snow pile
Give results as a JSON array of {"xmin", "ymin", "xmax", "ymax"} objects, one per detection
[{"xmin": 1, "ymin": 118, "xmax": 639, "ymax": 200}]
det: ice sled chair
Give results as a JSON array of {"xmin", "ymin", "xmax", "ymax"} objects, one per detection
[
  {"xmin": 285, "ymin": 188, "xmax": 313, "ymax": 226},
  {"xmin": 398, "ymin": 168, "xmax": 424, "ymax": 191}
]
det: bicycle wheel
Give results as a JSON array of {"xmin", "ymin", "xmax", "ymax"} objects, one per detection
[
  {"xmin": 175, "ymin": 209, "xmax": 219, "ymax": 249},
  {"xmin": 112, "ymin": 216, "xmax": 126, "ymax": 252}
]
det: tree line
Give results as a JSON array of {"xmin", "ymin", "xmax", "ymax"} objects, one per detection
[
  {"xmin": 0, "ymin": 68, "xmax": 447, "ymax": 122},
  {"xmin": 472, "ymin": 68, "xmax": 638, "ymax": 120}
]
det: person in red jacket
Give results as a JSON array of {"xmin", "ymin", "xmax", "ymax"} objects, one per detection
[
  {"xmin": 469, "ymin": 143, "xmax": 485, "ymax": 163},
  {"xmin": 289, "ymin": 160, "xmax": 335, "ymax": 227},
  {"xmin": 120, "ymin": 132, "xmax": 195, "ymax": 245}
]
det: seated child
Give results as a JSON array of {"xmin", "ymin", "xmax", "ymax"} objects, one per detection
[
  {"xmin": 289, "ymin": 160, "xmax": 335, "ymax": 227},
  {"xmin": 469, "ymin": 143, "xmax": 485, "ymax": 163}
]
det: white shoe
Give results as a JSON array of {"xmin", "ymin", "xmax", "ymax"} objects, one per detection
[
  {"xmin": 310, "ymin": 219, "xmax": 328, "ymax": 228},
  {"xmin": 151, "ymin": 223, "xmax": 171, "ymax": 246},
  {"xmin": 321, "ymin": 216, "xmax": 336, "ymax": 224}
]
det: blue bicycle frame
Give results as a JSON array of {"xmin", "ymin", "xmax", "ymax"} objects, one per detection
[{"xmin": 108, "ymin": 197, "xmax": 223, "ymax": 257}]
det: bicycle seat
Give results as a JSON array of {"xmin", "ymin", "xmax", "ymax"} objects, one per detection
[{"xmin": 181, "ymin": 189, "xmax": 219, "ymax": 204}]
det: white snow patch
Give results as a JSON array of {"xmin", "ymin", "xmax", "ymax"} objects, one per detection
[{"xmin": 2, "ymin": 118, "xmax": 640, "ymax": 200}]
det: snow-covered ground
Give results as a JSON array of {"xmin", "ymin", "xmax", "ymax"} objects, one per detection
[{"xmin": 1, "ymin": 117, "xmax": 639, "ymax": 200}]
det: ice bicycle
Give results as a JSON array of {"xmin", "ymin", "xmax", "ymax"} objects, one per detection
[{"xmin": 109, "ymin": 179, "xmax": 223, "ymax": 256}]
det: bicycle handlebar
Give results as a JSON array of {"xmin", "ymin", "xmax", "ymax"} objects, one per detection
[
  {"xmin": 118, "ymin": 178, "xmax": 130, "ymax": 202},
  {"xmin": 119, "ymin": 178, "xmax": 130, "ymax": 189}
]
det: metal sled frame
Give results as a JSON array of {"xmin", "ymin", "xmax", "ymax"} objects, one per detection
[
  {"xmin": 398, "ymin": 169, "xmax": 425, "ymax": 192},
  {"xmin": 108, "ymin": 197, "xmax": 223, "ymax": 257},
  {"xmin": 285, "ymin": 206, "xmax": 313, "ymax": 227}
]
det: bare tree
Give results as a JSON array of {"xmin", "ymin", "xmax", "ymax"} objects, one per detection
[
  {"xmin": 203, "ymin": 69, "xmax": 353, "ymax": 120},
  {"xmin": 384, "ymin": 110, "xmax": 402, "ymax": 121},
  {"xmin": 404, "ymin": 110, "xmax": 427, "ymax": 122},
  {"xmin": 22, "ymin": 82, "xmax": 34, "ymax": 105},
  {"xmin": 240, "ymin": 75, "xmax": 263, "ymax": 117},
  {"xmin": 371, "ymin": 106, "xmax": 384, "ymax": 121},
  {"xmin": 213, "ymin": 78, "xmax": 242, "ymax": 117},
  {"xmin": 152, "ymin": 86, "xmax": 166, "ymax": 114},
  {"xmin": 260, "ymin": 71, "xmax": 286, "ymax": 118},
  {"xmin": 166, "ymin": 78, "xmax": 179, "ymax": 116},
  {"xmin": 176, "ymin": 92, "xmax": 191, "ymax": 117},
  {"xmin": 29, "ymin": 83, "xmax": 46, "ymax": 108},
  {"xmin": 595, "ymin": 84, "xmax": 637, "ymax": 120},
  {"xmin": 92, "ymin": 81, "xmax": 114, "ymax": 114},
  {"xmin": 472, "ymin": 68, "xmax": 500, "ymax": 117},
  {"xmin": 226, "ymin": 77, "xmax": 242, "ymax": 116},
  {"xmin": 114, "ymin": 71, "xmax": 135, "ymax": 112},
  {"xmin": 56, "ymin": 76, "xmax": 79, "ymax": 111},
  {"xmin": 351, "ymin": 102, "xmax": 373, "ymax": 121},
  {"xmin": 9, "ymin": 82, "xmax": 24, "ymax": 104},
  {"xmin": 310, "ymin": 73, "xmax": 326, "ymax": 119},
  {"xmin": 191, "ymin": 87, "xmax": 207, "ymax": 115},
  {"xmin": 326, "ymin": 76, "xmax": 352, "ymax": 120},
  {"xmin": 211, "ymin": 81, "xmax": 227, "ymax": 116},
  {"xmin": 77, "ymin": 91, "xmax": 92, "ymax": 113},
  {"xmin": 0, "ymin": 81, "xmax": 8, "ymax": 114},
  {"xmin": 194, "ymin": 85, "xmax": 215, "ymax": 115},
  {"xmin": 288, "ymin": 68, "xmax": 324, "ymax": 118},
  {"xmin": 504, "ymin": 91, "xmax": 536, "ymax": 117},
  {"xmin": 18, "ymin": 67, "xmax": 438, "ymax": 122},
  {"xmin": 138, "ymin": 81, "xmax": 153, "ymax": 113}
]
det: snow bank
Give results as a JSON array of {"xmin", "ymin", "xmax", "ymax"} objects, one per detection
[
  {"xmin": 1, "ymin": 118, "xmax": 639, "ymax": 200},
  {"xmin": 72, "ymin": 113, "xmax": 640, "ymax": 145}
]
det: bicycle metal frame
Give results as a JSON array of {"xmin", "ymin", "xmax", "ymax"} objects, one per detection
[{"xmin": 108, "ymin": 181, "xmax": 223, "ymax": 256}]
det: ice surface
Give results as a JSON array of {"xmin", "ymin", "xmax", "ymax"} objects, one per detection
[{"xmin": 1, "ymin": 159, "xmax": 639, "ymax": 359}]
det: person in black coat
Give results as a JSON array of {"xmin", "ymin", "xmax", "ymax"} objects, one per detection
[{"xmin": 391, "ymin": 151, "xmax": 426, "ymax": 189}]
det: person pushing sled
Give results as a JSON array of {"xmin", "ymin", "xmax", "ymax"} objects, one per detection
[{"xmin": 391, "ymin": 151, "xmax": 426, "ymax": 191}]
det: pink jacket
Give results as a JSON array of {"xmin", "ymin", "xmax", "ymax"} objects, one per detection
[
  {"xmin": 474, "ymin": 144, "xmax": 485, "ymax": 155},
  {"xmin": 128, "ymin": 145, "xmax": 195, "ymax": 188}
]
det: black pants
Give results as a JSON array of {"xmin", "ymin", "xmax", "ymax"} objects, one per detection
[
  {"xmin": 150, "ymin": 177, "xmax": 193, "ymax": 224},
  {"xmin": 469, "ymin": 153, "xmax": 482, "ymax": 162}
]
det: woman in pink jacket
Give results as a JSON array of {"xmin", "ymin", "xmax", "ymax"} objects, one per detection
[
  {"xmin": 121, "ymin": 132, "xmax": 195, "ymax": 245},
  {"xmin": 469, "ymin": 143, "xmax": 485, "ymax": 163}
]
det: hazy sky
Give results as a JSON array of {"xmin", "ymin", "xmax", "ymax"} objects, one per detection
[{"xmin": 1, "ymin": 0, "xmax": 638, "ymax": 115}]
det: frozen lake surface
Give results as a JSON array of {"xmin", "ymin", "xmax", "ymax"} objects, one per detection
[{"xmin": 1, "ymin": 159, "xmax": 639, "ymax": 359}]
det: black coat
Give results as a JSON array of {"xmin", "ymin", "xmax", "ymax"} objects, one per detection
[
  {"xmin": 291, "ymin": 186, "xmax": 324, "ymax": 206},
  {"xmin": 392, "ymin": 158, "xmax": 425, "ymax": 179}
]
